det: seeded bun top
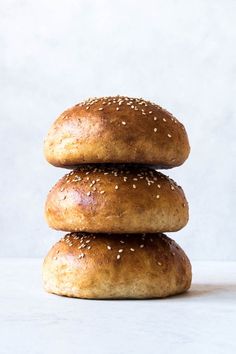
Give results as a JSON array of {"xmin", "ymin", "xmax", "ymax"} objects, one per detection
[
  {"xmin": 44, "ymin": 96, "xmax": 190, "ymax": 168},
  {"xmin": 45, "ymin": 165, "xmax": 189, "ymax": 233},
  {"xmin": 43, "ymin": 232, "xmax": 192, "ymax": 299}
]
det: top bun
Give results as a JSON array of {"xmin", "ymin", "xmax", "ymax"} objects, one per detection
[{"xmin": 44, "ymin": 96, "xmax": 190, "ymax": 168}]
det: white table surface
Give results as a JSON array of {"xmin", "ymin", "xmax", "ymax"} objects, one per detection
[{"xmin": 0, "ymin": 259, "xmax": 235, "ymax": 354}]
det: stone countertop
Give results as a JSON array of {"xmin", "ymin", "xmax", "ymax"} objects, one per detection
[{"xmin": 0, "ymin": 259, "xmax": 235, "ymax": 354}]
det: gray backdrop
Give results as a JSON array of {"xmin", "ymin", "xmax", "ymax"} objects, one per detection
[{"xmin": 1, "ymin": 0, "xmax": 235, "ymax": 259}]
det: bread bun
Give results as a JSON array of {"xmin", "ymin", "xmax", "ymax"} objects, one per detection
[
  {"xmin": 43, "ymin": 232, "xmax": 191, "ymax": 299},
  {"xmin": 45, "ymin": 165, "xmax": 188, "ymax": 233},
  {"xmin": 44, "ymin": 96, "xmax": 190, "ymax": 168}
]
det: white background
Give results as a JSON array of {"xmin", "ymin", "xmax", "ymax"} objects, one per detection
[{"xmin": 1, "ymin": 0, "xmax": 235, "ymax": 259}]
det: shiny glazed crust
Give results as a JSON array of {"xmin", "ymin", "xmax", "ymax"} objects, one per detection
[
  {"xmin": 45, "ymin": 165, "xmax": 189, "ymax": 233},
  {"xmin": 43, "ymin": 233, "xmax": 192, "ymax": 299},
  {"xmin": 44, "ymin": 96, "xmax": 190, "ymax": 168}
]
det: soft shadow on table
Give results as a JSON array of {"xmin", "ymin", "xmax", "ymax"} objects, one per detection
[{"xmin": 173, "ymin": 283, "xmax": 236, "ymax": 301}]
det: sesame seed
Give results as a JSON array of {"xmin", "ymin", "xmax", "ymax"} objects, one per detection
[
  {"xmin": 115, "ymin": 185, "xmax": 119, "ymax": 190},
  {"xmin": 156, "ymin": 195, "xmax": 160, "ymax": 199},
  {"xmin": 100, "ymin": 190, "xmax": 105, "ymax": 194},
  {"xmin": 130, "ymin": 248, "xmax": 135, "ymax": 252},
  {"xmin": 116, "ymin": 107, "xmax": 120, "ymax": 111},
  {"xmin": 158, "ymin": 262, "xmax": 162, "ymax": 266},
  {"xmin": 120, "ymin": 240, "xmax": 125, "ymax": 244},
  {"xmin": 117, "ymin": 254, "xmax": 121, "ymax": 260},
  {"xmin": 140, "ymin": 244, "xmax": 144, "ymax": 248},
  {"xmin": 149, "ymin": 111, "xmax": 152, "ymax": 114},
  {"xmin": 87, "ymin": 246, "xmax": 91, "ymax": 250},
  {"xmin": 157, "ymin": 184, "xmax": 161, "ymax": 188},
  {"xmin": 133, "ymin": 184, "xmax": 136, "ymax": 189},
  {"xmin": 154, "ymin": 128, "xmax": 157, "ymax": 133},
  {"xmin": 122, "ymin": 121, "xmax": 126, "ymax": 125},
  {"xmin": 163, "ymin": 118, "xmax": 166, "ymax": 122},
  {"xmin": 154, "ymin": 117, "xmax": 157, "ymax": 120},
  {"xmin": 107, "ymin": 245, "xmax": 112, "ymax": 250},
  {"xmin": 171, "ymin": 185, "xmax": 175, "ymax": 190},
  {"xmin": 87, "ymin": 191, "xmax": 91, "ymax": 196},
  {"xmin": 98, "ymin": 107, "xmax": 103, "ymax": 111},
  {"xmin": 118, "ymin": 249, "xmax": 123, "ymax": 253},
  {"xmin": 167, "ymin": 134, "xmax": 172, "ymax": 138}
]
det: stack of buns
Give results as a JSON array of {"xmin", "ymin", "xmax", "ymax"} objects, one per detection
[{"xmin": 43, "ymin": 96, "xmax": 191, "ymax": 299}]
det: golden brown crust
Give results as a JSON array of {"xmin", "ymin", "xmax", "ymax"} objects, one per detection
[
  {"xmin": 45, "ymin": 165, "xmax": 189, "ymax": 233},
  {"xmin": 43, "ymin": 233, "xmax": 192, "ymax": 299},
  {"xmin": 44, "ymin": 96, "xmax": 190, "ymax": 168}
]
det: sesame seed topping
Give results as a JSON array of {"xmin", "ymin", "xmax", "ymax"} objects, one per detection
[
  {"xmin": 158, "ymin": 262, "xmax": 162, "ymax": 266},
  {"xmin": 154, "ymin": 128, "xmax": 157, "ymax": 133},
  {"xmin": 118, "ymin": 249, "xmax": 123, "ymax": 253},
  {"xmin": 120, "ymin": 240, "xmax": 125, "ymax": 244},
  {"xmin": 116, "ymin": 107, "xmax": 120, "ymax": 110},
  {"xmin": 98, "ymin": 107, "xmax": 103, "ymax": 111},
  {"xmin": 156, "ymin": 194, "xmax": 160, "ymax": 199},
  {"xmin": 133, "ymin": 184, "xmax": 136, "ymax": 189},
  {"xmin": 140, "ymin": 244, "xmax": 144, "ymax": 248},
  {"xmin": 163, "ymin": 118, "xmax": 166, "ymax": 122},
  {"xmin": 115, "ymin": 185, "xmax": 119, "ymax": 190},
  {"xmin": 167, "ymin": 134, "xmax": 172, "ymax": 138},
  {"xmin": 107, "ymin": 245, "xmax": 112, "ymax": 250},
  {"xmin": 171, "ymin": 185, "xmax": 175, "ymax": 190},
  {"xmin": 130, "ymin": 248, "xmax": 135, "ymax": 252},
  {"xmin": 122, "ymin": 121, "xmax": 126, "ymax": 125},
  {"xmin": 117, "ymin": 254, "xmax": 121, "ymax": 260},
  {"xmin": 87, "ymin": 191, "xmax": 91, "ymax": 196},
  {"xmin": 157, "ymin": 184, "xmax": 161, "ymax": 188},
  {"xmin": 154, "ymin": 116, "xmax": 157, "ymax": 120},
  {"xmin": 100, "ymin": 190, "xmax": 105, "ymax": 194},
  {"xmin": 149, "ymin": 111, "xmax": 152, "ymax": 114}
]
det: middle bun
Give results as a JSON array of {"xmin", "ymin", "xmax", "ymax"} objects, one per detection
[{"xmin": 45, "ymin": 165, "xmax": 189, "ymax": 234}]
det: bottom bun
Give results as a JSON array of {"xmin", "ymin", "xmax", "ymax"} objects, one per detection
[{"xmin": 43, "ymin": 233, "xmax": 191, "ymax": 299}]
